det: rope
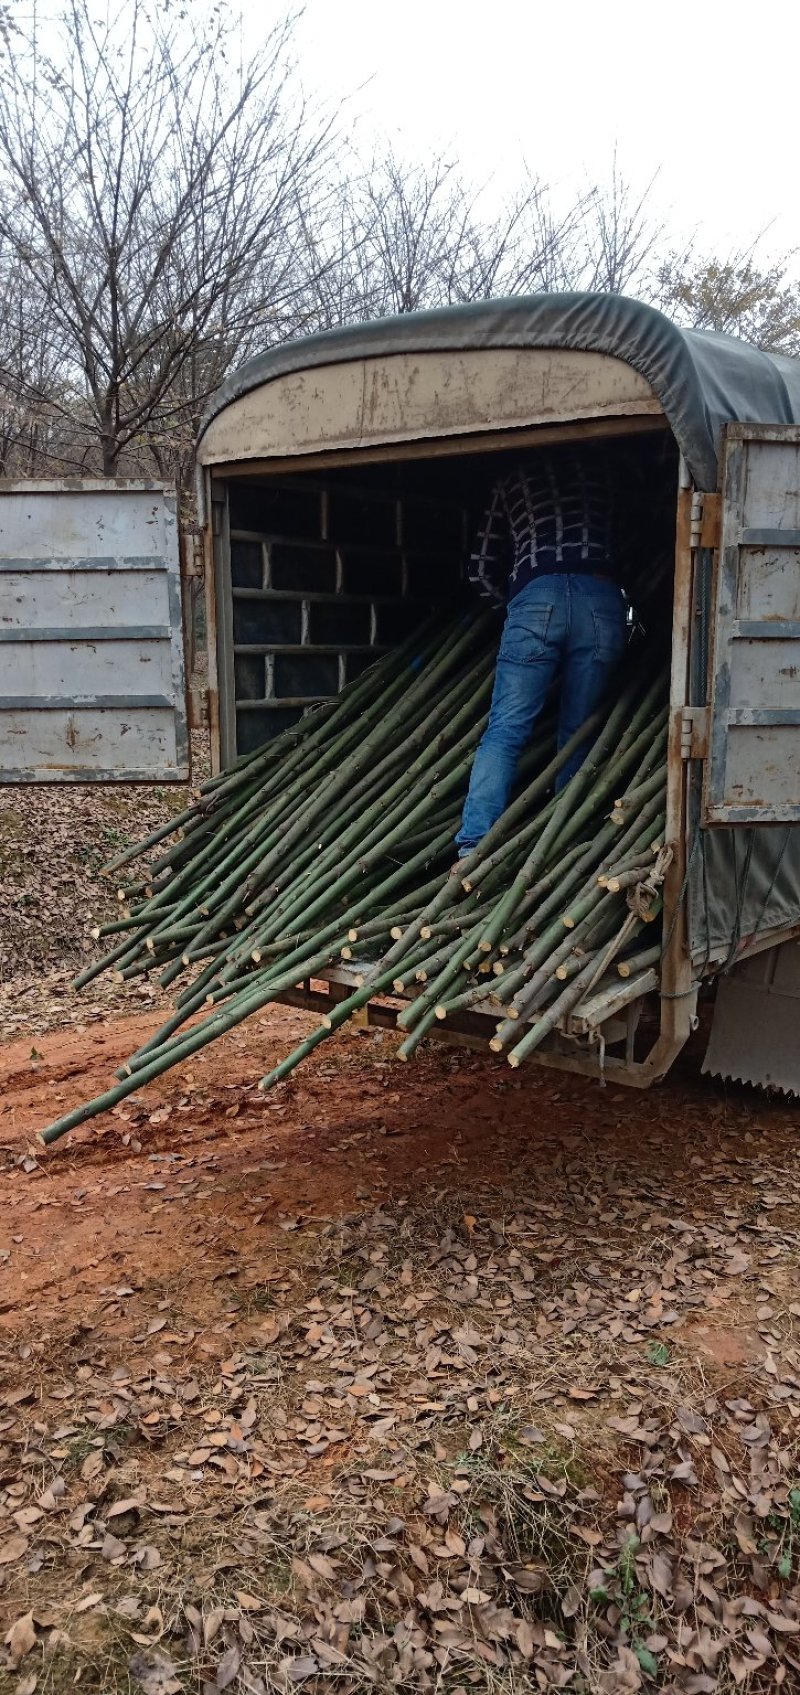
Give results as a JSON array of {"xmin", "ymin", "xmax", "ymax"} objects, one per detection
[
  {"xmin": 638, "ymin": 837, "xmax": 703, "ymax": 1002},
  {"xmin": 628, "ymin": 842, "xmax": 673, "ymax": 920}
]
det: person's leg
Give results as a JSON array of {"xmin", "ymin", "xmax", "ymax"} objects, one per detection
[
  {"xmin": 456, "ymin": 577, "xmax": 565, "ymax": 854},
  {"xmin": 555, "ymin": 575, "xmax": 627, "ymax": 791}
]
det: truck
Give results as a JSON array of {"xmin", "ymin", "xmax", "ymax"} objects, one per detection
[{"xmin": 2, "ymin": 293, "xmax": 799, "ymax": 1090}]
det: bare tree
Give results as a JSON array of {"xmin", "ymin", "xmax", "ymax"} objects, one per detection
[
  {"xmin": 295, "ymin": 146, "xmax": 588, "ymax": 328},
  {"xmin": 566, "ymin": 154, "xmax": 665, "ymax": 296},
  {"xmin": 0, "ymin": 0, "xmax": 335, "ymax": 483},
  {"xmin": 0, "ymin": 241, "xmax": 66, "ymax": 474},
  {"xmin": 0, "ymin": 0, "xmax": 796, "ymax": 496}
]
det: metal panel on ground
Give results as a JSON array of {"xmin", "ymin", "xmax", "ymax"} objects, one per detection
[
  {"xmin": 0, "ymin": 481, "xmax": 188, "ymax": 782},
  {"xmin": 705, "ymin": 425, "xmax": 800, "ymax": 823}
]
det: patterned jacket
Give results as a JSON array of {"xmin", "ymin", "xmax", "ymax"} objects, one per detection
[{"xmin": 468, "ymin": 450, "xmax": 616, "ymax": 607}]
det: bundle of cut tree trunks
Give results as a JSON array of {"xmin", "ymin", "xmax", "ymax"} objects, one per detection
[{"xmin": 40, "ymin": 610, "xmax": 670, "ymax": 1145}]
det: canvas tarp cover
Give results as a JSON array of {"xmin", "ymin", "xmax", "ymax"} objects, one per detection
[
  {"xmin": 687, "ymin": 787, "xmax": 798, "ymax": 964},
  {"xmin": 200, "ymin": 292, "xmax": 800, "ymax": 491},
  {"xmin": 203, "ymin": 295, "xmax": 800, "ymax": 966}
]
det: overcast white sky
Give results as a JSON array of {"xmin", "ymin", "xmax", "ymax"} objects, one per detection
[{"xmin": 245, "ymin": 0, "xmax": 799, "ymax": 270}]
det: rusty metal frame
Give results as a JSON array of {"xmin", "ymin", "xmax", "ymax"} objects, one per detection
[
  {"xmin": 272, "ymin": 977, "xmax": 663, "ymax": 1079},
  {"xmin": 269, "ymin": 963, "xmax": 662, "ymax": 1084},
  {"xmin": 205, "ymin": 471, "xmax": 228, "ymax": 774},
  {"xmin": 611, "ymin": 470, "xmax": 698, "ymax": 1084}
]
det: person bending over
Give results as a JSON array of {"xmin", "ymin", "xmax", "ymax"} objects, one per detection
[{"xmin": 455, "ymin": 447, "xmax": 628, "ymax": 863}]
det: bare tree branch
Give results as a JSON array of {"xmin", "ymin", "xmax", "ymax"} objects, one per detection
[
  {"xmin": 0, "ymin": 0, "xmax": 336, "ymax": 480},
  {"xmin": 0, "ymin": 8, "xmax": 796, "ymax": 490}
]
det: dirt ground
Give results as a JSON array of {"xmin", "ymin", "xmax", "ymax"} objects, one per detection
[
  {"xmin": 0, "ymin": 739, "xmax": 209, "ymax": 987},
  {"xmin": 2, "ymin": 986, "xmax": 800, "ymax": 1694},
  {"xmin": 3, "ymin": 767, "xmax": 800, "ymax": 1692}
]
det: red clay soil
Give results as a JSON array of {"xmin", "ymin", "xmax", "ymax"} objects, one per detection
[
  {"xmin": 6, "ymin": 1005, "xmax": 800, "ymax": 1694},
  {"xmin": 1, "ymin": 1000, "xmax": 797, "ymax": 1347}
]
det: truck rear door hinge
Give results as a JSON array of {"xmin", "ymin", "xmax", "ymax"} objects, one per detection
[
  {"xmin": 181, "ymin": 527, "xmax": 205, "ymax": 580},
  {"xmin": 690, "ymin": 492, "xmax": 721, "ymax": 551},
  {"xmin": 681, "ymin": 706, "xmax": 710, "ymax": 760}
]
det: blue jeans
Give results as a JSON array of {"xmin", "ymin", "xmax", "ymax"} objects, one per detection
[{"xmin": 456, "ymin": 573, "xmax": 627, "ymax": 854}]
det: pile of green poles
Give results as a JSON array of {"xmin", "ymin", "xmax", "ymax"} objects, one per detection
[{"xmin": 39, "ymin": 611, "xmax": 670, "ymax": 1147}]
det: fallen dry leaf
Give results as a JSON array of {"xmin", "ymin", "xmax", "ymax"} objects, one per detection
[
  {"xmin": 203, "ymin": 1608, "xmax": 225, "ymax": 1647},
  {"xmin": 282, "ymin": 1654, "xmax": 319, "ymax": 1683},
  {"xmin": 73, "ymin": 1593, "xmax": 104, "ymax": 1615},
  {"xmin": 214, "ymin": 1642, "xmax": 242, "ymax": 1689},
  {"xmin": 235, "ymin": 1591, "xmax": 264, "ymax": 1612},
  {"xmin": 129, "ymin": 1648, "xmax": 181, "ymax": 1695},
  {"xmin": 13, "ymin": 1508, "xmax": 43, "ymax": 1531},
  {"xmin": 106, "ymin": 1497, "xmax": 142, "ymax": 1521},
  {"xmin": 4, "ymin": 1610, "xmax": 36, "ymax": 1666},
  {"xmin": 257, "ymin": 1316, "xmax": 282, "ymax": 1345},
  {"xmin": 307, "ymin": 1552, "xmax": 338, "ymax": 1580}
]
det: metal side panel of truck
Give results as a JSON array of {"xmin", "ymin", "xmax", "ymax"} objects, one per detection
[{"xmin": 0, "ymin": 480, "xmax": 188, "ymax": 782}]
